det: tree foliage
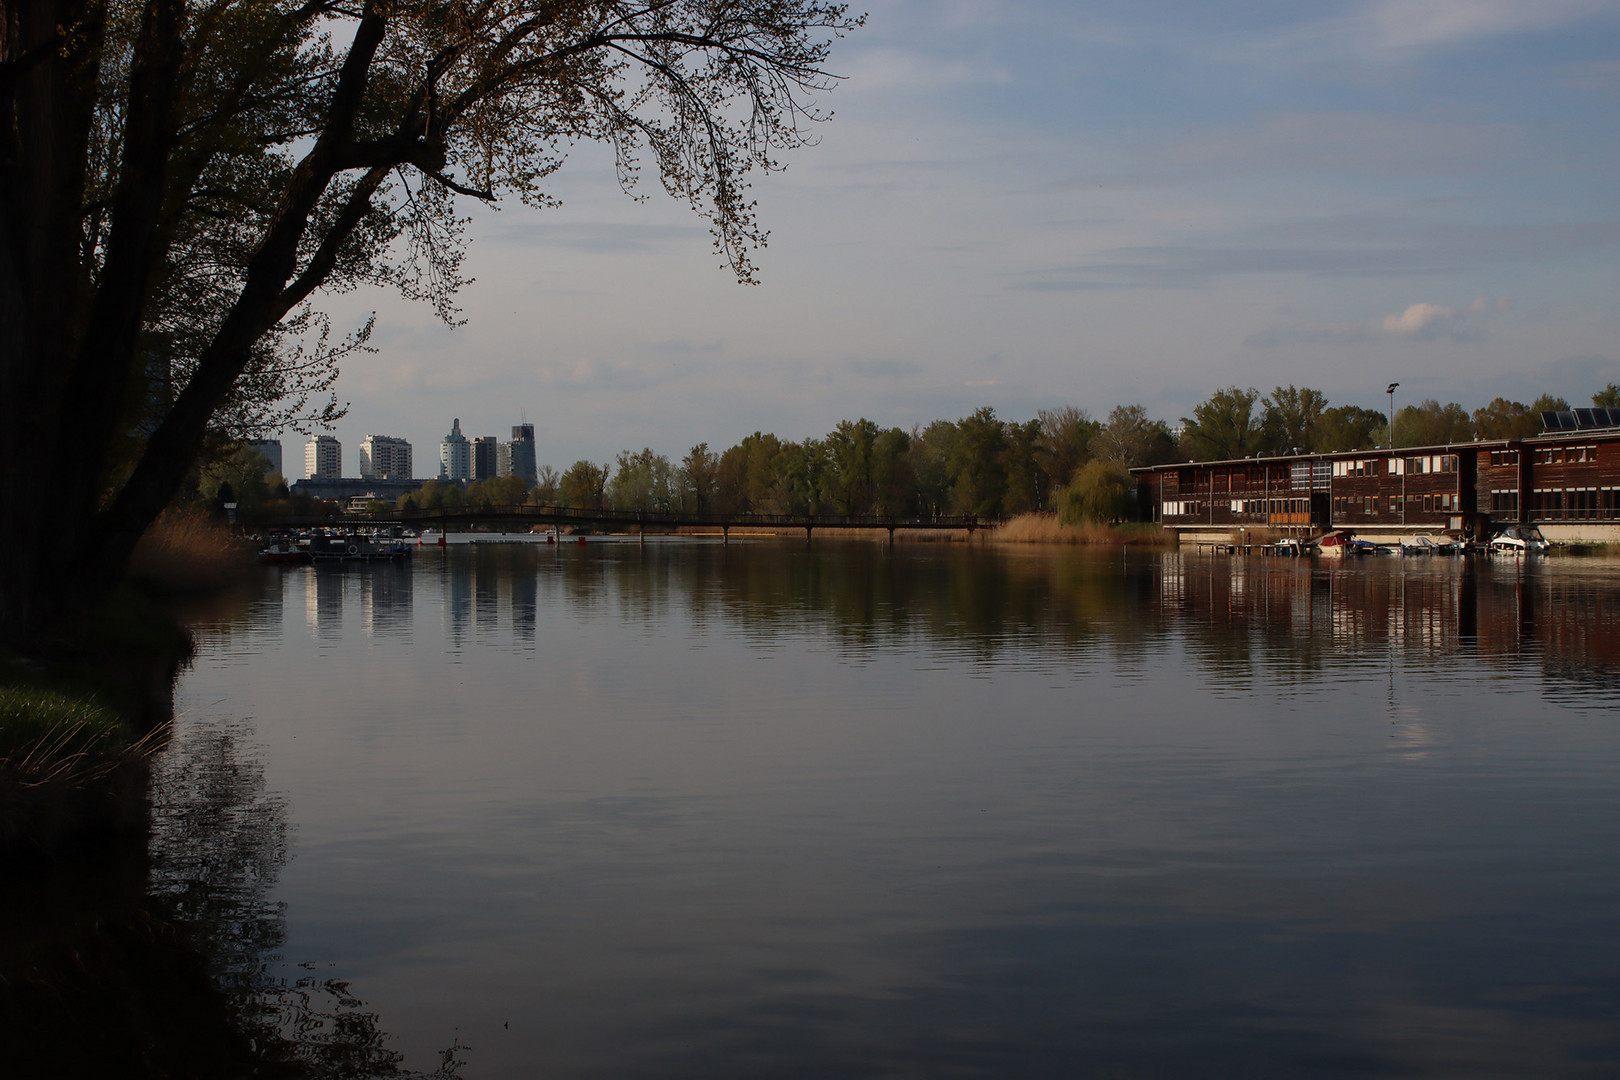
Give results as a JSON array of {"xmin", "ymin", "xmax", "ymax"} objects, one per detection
[
  {"xmin": 1180, "ymin": 387, "xmax": 1261, "ymax": 461},
  {"xmin": 1258, "ymin": 385, "xmax": 1326, "ymax": 455},
  {"xmin": 1312, "ymin": 405, "xmax": 1384, "ymax": 452},
  {"xmin": 1055, "ymin": 460, "xmax": 1132, "ymax": 525},
  {"xmin": 1, "ymin": 0, "xmax": 863, "ymax": 652}
]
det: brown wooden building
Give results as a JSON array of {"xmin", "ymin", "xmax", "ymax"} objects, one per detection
[{"xmin": 1133, "ymin": 411, "xmax": 1620, "ymax": 540}]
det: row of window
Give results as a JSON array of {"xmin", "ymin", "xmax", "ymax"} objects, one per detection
[
  {"xmin": 1331, "ymin": 455, "xmax": 1459, "ymax": 478},
  {"xmin": 1534, "ymin": 445, "xmax": 1600, "ymax": 465},
  {"xmin": 1331, "ymin": 493, "xmax": 1458, "ymax": 516},
  {"xmin": 1487, "ymin": 450, "xmax": 1521, "ymax": 467},
  {"xmin": 1162, "ymin": 499, "xmax": 1311, "ymax": 518},
  {"xmin": 1526, "ymin": 488, "xmax": 1620, "ymax": 519},
  {"xmin": 1227, "ymin": 498, "xmax": 1311, "ymax": 515}
]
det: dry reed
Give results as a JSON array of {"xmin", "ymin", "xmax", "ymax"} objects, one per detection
[
  {"xmin": 987, "ymin": 513, "xmax": 1176, "ymax": 546},
  {"xmin": 128, "ymin": 510, "xmax": 254, "ymax": 592}
]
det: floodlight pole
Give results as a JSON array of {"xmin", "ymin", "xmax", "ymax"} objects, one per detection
[{"xmin": 1387, "ymin": 383, "xmax": 1399, "ymax": 449}]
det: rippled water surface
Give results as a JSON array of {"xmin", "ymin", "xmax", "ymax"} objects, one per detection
[{"xmin": 171, "ymin": 542, "xmax": 1620, "ymax": 1077}]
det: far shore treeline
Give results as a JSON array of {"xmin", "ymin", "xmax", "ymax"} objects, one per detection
[{"xmin": 199, "ymin": 383, "xmax": 1620, "ymax": 526}]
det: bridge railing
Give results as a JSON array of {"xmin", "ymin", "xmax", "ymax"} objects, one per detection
[{"xmin": 258, "ymin": 503, "xmax": 991, "ymax": 530}]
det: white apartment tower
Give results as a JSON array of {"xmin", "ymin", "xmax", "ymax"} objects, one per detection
[
  {"xmin": 359, "ymin": 435, "xmax": 413, "ymax": 480},
  {"xmin": 305, "ymin": 435, "xmax": 342, "ymax": 479},
  {"xmin": 440, "ymin": 418, "xmax": 471, "ymax": 481}
]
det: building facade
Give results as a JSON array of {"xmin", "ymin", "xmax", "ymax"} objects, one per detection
[
  {"xmin": 304, "ymin": 435, "xmax": 342, "ymax": 480},
  {"xmin": 503, "ymin": 422, "xmax": 537, "ymax": 481},
  {"xmin": 359, "ymin": 434, "xmax": 413, "ymax": 480},
  {"xmin": 247, "ymin": 438, "xmax": 282, "ymax": 478},
  {"xmin": 1133, "ymin": 411, "xmax": 1620, "ymax": 542},
  {"xmin": 440, "ymin": 418, "xmax": 471, "ymax": 481},
  {"xmin": 473, "ymin": 435, "xmax": 499, "ymax": 480}
]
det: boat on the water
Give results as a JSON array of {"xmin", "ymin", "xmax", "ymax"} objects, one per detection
[
  {"xmin": 307, "ymin": 534, "xmax": 413, "ymax": 561},
  {"xmin": 1400, "ymin": 533, "xmax": 1461, "ymax": 556},
  {"xmin": 1488, "ymin": 524, "xmax": 1550, "ymax": 556},
  {"xmin": 1316, "ymin": 530, "xmax": 1371, "ymax": 557},
  {"xmin": 257, "ymin": 540, "xmax": 311, "ymax": 565}
]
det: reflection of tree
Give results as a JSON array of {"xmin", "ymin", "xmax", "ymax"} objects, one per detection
[{"xmin": 0, "ymin": 719, "xmax": 471, "ymax": 1079}]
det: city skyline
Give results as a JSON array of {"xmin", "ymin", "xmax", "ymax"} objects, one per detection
[{"xmin": 276, "ymin": 1, "xmax": 1620, "ymax": 480}]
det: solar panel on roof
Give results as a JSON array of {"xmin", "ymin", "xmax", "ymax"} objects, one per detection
[{"xmin": 1543, "ymin": 408, "xmax": 1620, "ymax": 432}]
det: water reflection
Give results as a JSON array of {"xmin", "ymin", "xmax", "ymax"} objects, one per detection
[
  {"xmin": 260, "ymin": 545, "xmax": 1620, "ymax": 702},
  {"xmin": 156, "ymin": 544, "xmax": 1620, "ymax": 1077}
]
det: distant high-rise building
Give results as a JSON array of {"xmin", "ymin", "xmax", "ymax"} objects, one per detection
[
  {"xmin": 473, "ymin": 435, "xmax": 499, "ymax": 480},
  {"xmin": 440, "ymin": 418, "xmax": 471, "ymax": 481},
  {"xmin": 305, "ymin": 435, "xmax": 341, "ymax": 480},
  {"xmin": 359, "ymin": 435, "xmax": 413, "ymax": 480},
  {"xmin": 247, "ymin": 438, "xmax": 282, "ymax": 478},
  {"xmin": 503, "ymin": 422, "xmax": 537, "ymax": 481}
]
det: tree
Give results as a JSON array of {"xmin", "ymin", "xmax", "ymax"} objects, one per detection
[
  {"xmin": 1094, "ymin": 405, "xmax": 1177, "ymax": 468},
  {"xmin": 558, "ymin": 461, "xmax": 607, "ymax": 510},
  {"xmin": 1595, "ymin": 384, "xmax": 1620, "ymax": 408},
  {"xmin": 1055, "ymin": 461, "xmax": 1132, "ymax": 525},
  {"xmin": 1471, "ymin": 398, "xmax": 1538, "ymax": 441},
  {"xmin": 608, "ymin": 448, "xmax": 674, "ymax": 512},
  {"xmin": 1001, "ymin": 418, "xmax": 1046, "ymax": 515},
  {"xmin": 824, "ymin": 418, "xmax": 880, "ymax": 515},
  {"xmin": 909, "ymin": 420, "xmax": 958, "ymax": 518},
  {"xmin": 677, "ymin": 444, "xmax": 719, "ymax": 514},
  {"xmin": 532, "ymin": 464, "xmax": 560, "ymax": 504},
  {"xmin": 1, "ymin": 0, "xmax": 863, "ymax": 656},
  {"xmin": 1395, "ymin": 399, "xmax": 1472, "ymax": 446},
  {"xmin": 1180, "ymin": 387, "xmax": 1261, "ymax": 461},
  {"xmin": 949, "ymin": 408, "xmax": 1008, "ymax": 517},
  {"xmin": 871, "ymin": 427, "xmax": 916, "ymax": 516},
  {"xmin": 1312, "ymin": 406, "xmax": 1385, "ymax": 452},
  {"xmin": 1036, "ymin": 406, "xmax": 1098, "ymax": 499},
  {"xmin": 1258, "ymin": 386, "xmax": 1326, "ymax": 455}
]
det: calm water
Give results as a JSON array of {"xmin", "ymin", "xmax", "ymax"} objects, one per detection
[{"xmin": 162, "ymin": 541, "xmax": 1620, "ymax": 1078}]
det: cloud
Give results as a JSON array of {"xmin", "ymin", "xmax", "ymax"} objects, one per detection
[
  {"xmin": 1382, "ymin": 301, "xmax": 1454, "ymax": 335},
  {"xmin": 1157, "ymin": 112, "xmax": 1527, "ymax": 177},
  {"xmin": 1381, "ymin": 296, "xmax": 1507, "ymax": 339},
  {"xmin": 1362, "ymin": 0, "xmax": 1618, "ymax": 52}
]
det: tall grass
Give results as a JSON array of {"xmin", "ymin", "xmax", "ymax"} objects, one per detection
[
  {"xmin": 0, "ymin": 686, "xmax": 147, "ymax": 786},
  {"xmin": 129, "ymin": 509, "xmax": 254, "ymax": 593},
  {"xmin": 988, "ymin": 513, "xmax": 1176, "ymax": 546}
]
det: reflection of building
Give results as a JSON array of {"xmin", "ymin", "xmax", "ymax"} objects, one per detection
[
  {"xmin": 1135, "ymin": 410, "xmax": 1620, "ymax": 542},
  {"xmin": 359, "ymin": 435, "xmax": 413, "ymax": 480},
  {"xmin": 248, "ymin": 438, "xmax": 282, "ymax": 477},
  {"xmin": 474, "ymin": 435, "xmax": 499, "ymax": 480},
  {"xmin": 500, "ymin": 422, "xmax": 537, "ymax": 481},
  {"xmin": 440, "ymin": 418, "xmax": 471, "ymax": 481},
  {"xmin": 305, "ymin": 435, "xmax": 341, "ymax": 479}
]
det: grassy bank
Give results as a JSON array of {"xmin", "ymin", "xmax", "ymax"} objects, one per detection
[
  {"xmin": 1, "ymin": 512, "xmax": 253, "ymax": 857},
  {"xmin": 0, "ymin": 687, "xmax": 159, "ymax": 856},
  {"xmin": 987, "ymin": 514, "xmax": 1176, "ymax": 546}
]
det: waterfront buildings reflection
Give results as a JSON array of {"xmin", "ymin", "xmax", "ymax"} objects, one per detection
[{"xmin": 273, "ymin": 543, "xmax": 1620, "ymax": 700}]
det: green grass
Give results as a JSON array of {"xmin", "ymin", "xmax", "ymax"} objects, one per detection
[{"xmin": 0, "ymin": 685, "xmax": 142, "ymax": 788}]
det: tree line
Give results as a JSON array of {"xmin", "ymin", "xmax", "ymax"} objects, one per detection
[{"xmin": 382, "ymin": 381, "xmax": 1620, "ymax": 525}]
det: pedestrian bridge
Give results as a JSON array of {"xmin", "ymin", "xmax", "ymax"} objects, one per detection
[{"xmin": 271, "ymin": 503, "xmax": 990, "ymax": 542}]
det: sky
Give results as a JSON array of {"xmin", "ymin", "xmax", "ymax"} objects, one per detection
[{"xmin": 287, "ymin": 0, "xmax": 1620, "ymax": 479}]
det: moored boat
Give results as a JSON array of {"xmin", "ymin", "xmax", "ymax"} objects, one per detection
[
  {"xmin": 257, "ymin": 540, "xmax": 310, "ymax": 565},
  {"xmin": 1316, "ymin": 530, "xmax": 1368, "ymax": 557}
]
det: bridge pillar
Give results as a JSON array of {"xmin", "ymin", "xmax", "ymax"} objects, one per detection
[
  {"xmin": 722, "ymin": 525, "xmax": 729, "ymax": 546},
  {"xmin": 887, "ymin": 526, "xmax": 895, "ymax": 548},
  {"xmin": 638, "ymin": 524, "xmax": 645, "ymax": 547},
  {"xmin": 806, "ymin": 525, "xmax": 813, "ymax": 547}
]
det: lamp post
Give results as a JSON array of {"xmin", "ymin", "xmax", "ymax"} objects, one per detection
[{"xmin": 1387, "ymin": 383, "xmax": 1399, "ymax": 449}]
